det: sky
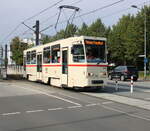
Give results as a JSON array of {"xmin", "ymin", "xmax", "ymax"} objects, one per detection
[{"xmin": 0, "ymin": 0, "xmax": 149, "ymax": 45}]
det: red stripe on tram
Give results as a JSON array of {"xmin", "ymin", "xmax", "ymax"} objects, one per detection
[
  {"xmin": 68, "ymin": 64, "xmax": 108, "ymax": 67},
  {"xmin": 25, "ymin": 65, "xmax": 37, "ymax": 67},
  {"xmin": 42, "ymin": 65, "xmax": 61, "ymax": 67},
  {"xmin": 26, "ymin": 64, "xmax": 108, "ymax": 67}
]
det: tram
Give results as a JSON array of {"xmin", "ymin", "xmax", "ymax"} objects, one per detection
[{"xmin": 24, "ymin": 36, "xmax": 108, "ymax": 89}]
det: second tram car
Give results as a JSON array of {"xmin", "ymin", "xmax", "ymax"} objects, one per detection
[{"xmin": 24, "ymin": 36, "xmax": 108, "ymax": 89}]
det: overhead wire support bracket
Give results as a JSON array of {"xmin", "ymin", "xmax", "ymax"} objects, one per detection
[
  {"xmin": 55, "ymin": 5, "xmax": 80, "ymax": 37},
  {"xmin": 59, "ymin": 5, "xmax": 80, "ymax": 11},
  {"xmin": 22, "ymin": 22, "xmax": 35, "ymax": 32}
]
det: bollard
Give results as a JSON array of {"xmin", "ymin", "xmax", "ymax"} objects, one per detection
[
  {"xmin": 130, "ymin": 76, "xmax": 133, "ymax": 93},
  {"xmin": 115, "ymin": 79, "xmax": 119, "ymax": 91}
]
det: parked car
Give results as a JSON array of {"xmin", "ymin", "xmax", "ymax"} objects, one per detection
[{"xmin": 108, "ymin": 66, "xmax": 138, "ymax": 81}]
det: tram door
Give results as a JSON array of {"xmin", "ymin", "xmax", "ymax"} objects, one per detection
[
  {"xmin": 37, "ymin": 53, "xmax": 42, "ymax": 80},
  {"xmin": 61, "ymin": 48, "xmax": 68, "ymax": 87}
]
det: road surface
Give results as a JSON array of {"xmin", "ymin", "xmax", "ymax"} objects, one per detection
[{"xmin": 0, "ymin": 80, "xmax": 150, "ymax": 131}]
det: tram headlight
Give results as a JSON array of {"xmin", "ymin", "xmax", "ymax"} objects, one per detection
[
  {"xmin": 87, "ymin": 72, "xmax": 94, "ymax": 77},
  {"xmin": 100, "ymin": 72, "xmax": 107, "ymax": 76}
]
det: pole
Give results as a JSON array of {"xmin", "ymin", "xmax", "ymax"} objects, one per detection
[
  {"xmin": 130, "ymin": 76, "xmax": 133, "ymax": 93},
  {"xmin": 115, "ymin": 79, "xmax": 119, "ymax": 91},
  {"xmin": 131, "ymin": 5, "xmax": 147, "ymax": 80},
  {"xmin": 144, "ymin": 8, "xmax": 147, "ymax": 80},
  {"xmin": 35, "ymin": 20, "xmax": 40, "ymax": 46},
  {"xmin": 4, "ymin": 44, "xmax": 8, "ymax": 79},
  {"xmin": 5, "ymin": 44, "xmax": 8, "ymax": 69}
]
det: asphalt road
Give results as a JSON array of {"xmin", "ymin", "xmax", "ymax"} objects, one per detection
[{"xmin": 0, "ymin": 80, "xmax": 150, "ymax": 131}]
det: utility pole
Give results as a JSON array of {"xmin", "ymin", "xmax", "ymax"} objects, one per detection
[
  {"xmin": 0, "ymin": 45, "xmax": 3, "ymax": 59},
  {"xmin": 34, "ymin": 20, "xmax": 40, "ymax": 46},
  {"xmin": 131, "ymin": 5, "xmax": 147, "ymax": 80},
  {"xmin": 5, "ymin": 44, "xmax": 8, "ymax": 69},
  {"xmin": 22, "ymin": 20, "xmax": 40, "ymax": 46}
]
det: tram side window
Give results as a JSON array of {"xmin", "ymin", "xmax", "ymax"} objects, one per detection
[
  {"xmin": 43, "ymin": 47, "xmax": 51, "ymax": 63},
  {"xmin": 26, "ymin": 51, "xmax": 31, "ymax": 64},
  {"xmin": 72, "ymin": 44, "xmax": 85, "ymax": 62},
  {"xmin": 51, "ymin": 45, "xmax": 60, "ymax": 63},
  {"xmin": 31, "ymin": 50, "xmax": 36, "ymax": 64}
]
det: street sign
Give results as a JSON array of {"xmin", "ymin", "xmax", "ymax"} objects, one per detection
[
  {"xmin": 144, "ymin": 58, "xmax": 148, "ymax": 63},
  {"xmin": 138, "ymin": 55, "xmax": 145, "ymax": 57}
]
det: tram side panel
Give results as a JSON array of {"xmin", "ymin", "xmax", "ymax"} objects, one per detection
[
  {"xmin": 26, "ymin": 65, "xmax": 37, "ymax": 81},
  {"xmin": 42, "ymin": 65, "xmax": 61, "ymax": 87}
]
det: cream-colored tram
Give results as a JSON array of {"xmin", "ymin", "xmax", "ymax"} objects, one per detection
[{"xmin": 24, "ymin": 36, "xmax": 108, "ymax": 90}]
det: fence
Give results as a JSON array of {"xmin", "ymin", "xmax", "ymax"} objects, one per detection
[
  {"xmin": 7, "ymin": 65, "xmax": 24, "ymax": 75},
  {"xmin": 0, "ymin": 66, "xmax": 6, "ymax": 79}
]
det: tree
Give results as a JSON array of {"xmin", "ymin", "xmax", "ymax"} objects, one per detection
[
  {"xmin": 77, "ymin": 23, "xmax": 90, "ymax": 36},
  {"xmin": 41, "ymin": 35, "xmax": 51, "ymax": 44},
  {"xmin": 108, "ymin": 15, "xmax": 136, "ymax": 65},
  {"xmin": 88, "ymin": 19, "xmax": 106, "ymax": 37},
  {"xmin": 64, "ymin": 24, "xmax": 78, "ymax": 38},
  {"xmin": 10, "ymin": 37, "xmax": 28, "ymax": 65}
]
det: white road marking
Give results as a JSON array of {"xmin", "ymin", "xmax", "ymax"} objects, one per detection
[
  {"xmin": 102, "ymin": 101, "xmax": 114, "ymax": 105},
  {"xmin": 58, "ymin": 93, "xmax": 81, "ymax": 100},
  {"xmin": 102, "ymin": 105, "xmax": 150, "ymax": 121},
  {"xmin": 67, "ymin": 105, "xmax": 82, "ymax": 109},
  {"xmin": 20, "ymin": 86, "xmax": 81, "ymax": 106},
  {"xmin": 26, "ymin": 110, "xmax": 44, "ymax": 113},
  {"xmin": 144, "ymin": 98, "xmax": 150, "ymax": 100},
  {"xmin": 2, "ymin": 112, "xmax": 21, "ymax": 116},
  {"xmin": 83, "ymin": 93, "xmax": 150, "ymax": 110},
  {"xmin": 0, "ymin": 103, "xmax": 101, "ymax": 117},
  {"xmin": 85, "ymin": 103, "xmax": 98, "ymax": 107},
  {"xmin": 48, "ymin": 108, "xmax": 63, "ymax": 111}
]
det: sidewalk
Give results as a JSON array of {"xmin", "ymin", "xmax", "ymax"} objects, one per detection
[
  {"xmin": 83, "ymin": 92, "xmax": 150, "ymax": 110},
  {"xmin": 107, "ymin": 79, "xmax": 150, "ymax": 88},
  {"xmin": 83, "ymin": 79, "xmax": 150, "ymax": 111}
]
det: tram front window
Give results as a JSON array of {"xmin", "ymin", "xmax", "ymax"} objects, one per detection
[
  {"xmin": 85, "ymin": 40, "xmax": 106, "ymax": 63},
  {"xmin": 72, "ymin": 44, "xmax": 85, "ymax": 62}
]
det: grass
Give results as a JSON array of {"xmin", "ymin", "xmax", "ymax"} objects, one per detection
[{"xmin": 139, "ymin": 71, "xmax": 150, "ymax": 80}]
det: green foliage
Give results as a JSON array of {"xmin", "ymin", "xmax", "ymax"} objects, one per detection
[
  {"xmin": 41, "ymin": 19, "xmax": 107, "ymax": 43},
  {"xmin": 64, "ymin": 24, "xmax": 78, "ymax": 38},
  {"xmin": 41, "ymin": 35, "xmax": 51, "ymax": 44},
  {"xmin": 108, "ymin": 5, "xmax": 150, "ymax": 69},
  {"xmin": 76, "ymin": 23, "xmax": 89, "ymax": 36},
  {"xmin": 10, "ymin": 37, "xmax": 28, "ymax": 65},
  {"xmin": 10, "ymin": 5, "xmax": 150, "ymax": 69},
  {"xmin": 88, "ymin": 19, "xmax": 106, "ymax": 37}
]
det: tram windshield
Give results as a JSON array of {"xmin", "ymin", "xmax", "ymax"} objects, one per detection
[{"xmin": 84, "ymin": 39, "xmax": 106, "ymax": 63}]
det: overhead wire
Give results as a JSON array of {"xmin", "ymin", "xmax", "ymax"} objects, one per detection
[
  {"xmin": 77, "ymin": 0, "xmax": 125, "ymax": 18},
  {"xmin": 1, "ymin": 0, "xmax": 65, "ymax": 43},
  {"xmin": 5, "ymin": 0, "xmax": 82, "ymax": 40},
  {"xmin": 2, "ymin": 0, "xmax": 150, "ymax": 43},
  {"xmin": 40, "ymin": 0, "xmax": 125, "ymax": 32},
  {"xmin": 23, "ymin": 0, "xmax": 64, "ymax": 23},
  {"xmin": 69, "ymin": 0, "xmax": 84, "ymax": 5},
  {"xmin": 40, "ymin": 0, "xmax": 150, "ymax": 33},
  {"xmin": 1, "ymin": 24, "xmax": 21, "ymax": 44},
  {"xmin": 100, "ymin": 0, "xmax": 150, "ymax": 20}
]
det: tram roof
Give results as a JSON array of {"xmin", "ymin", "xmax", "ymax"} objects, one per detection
[{"xmin": 24, "ymin": 36, "xmax": 106, "ymax": 52}]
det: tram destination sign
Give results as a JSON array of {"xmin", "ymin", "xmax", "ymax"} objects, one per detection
[{"xmin": 84, "ymin": 39, "xmax": 105, "ymax": 45}]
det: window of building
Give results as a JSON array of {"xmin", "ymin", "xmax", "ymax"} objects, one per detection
[{"xmin": 43, "ymin": 47, "xmax": 51, "ymax": 63}]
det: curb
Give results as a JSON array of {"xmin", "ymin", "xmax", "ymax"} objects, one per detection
[{"xmin": 82, "ymin": 92, "xmax": 150, "ymax": 111}]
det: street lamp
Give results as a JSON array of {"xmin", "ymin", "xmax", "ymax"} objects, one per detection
[{"xmin": 131, "ymin": 5, "xmax": 147, "ymax": 79}]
